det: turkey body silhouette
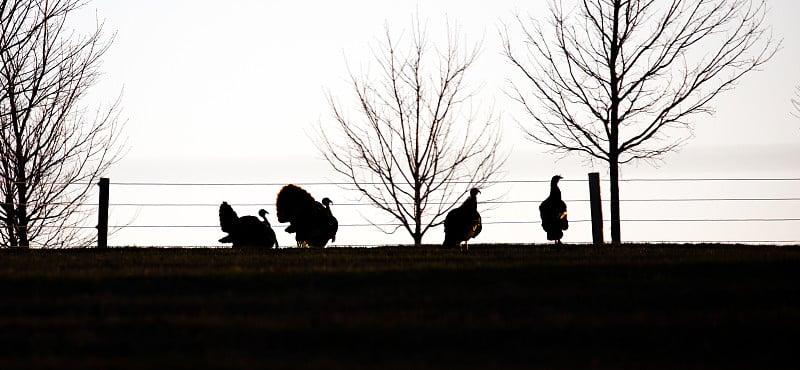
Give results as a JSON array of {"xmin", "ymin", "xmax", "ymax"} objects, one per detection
[
  {"xmin": 275, "ymin": 184, "xmax": 338, "ymax": 248},
  {"xmin": 539, "ymin": 175, "xmax": 568, "ymax": 243},
  {"xmin": 442, "ymin": 188, "xmax": 482, "ymax": 251},
  {"xmin": 218, "ymin": 202, "xmax": 278, "ymax": 248}
]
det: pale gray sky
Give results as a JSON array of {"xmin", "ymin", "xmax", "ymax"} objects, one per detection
[{"xmin": 73, "ymin": 1, "xmax": 799, "ymax": 246}]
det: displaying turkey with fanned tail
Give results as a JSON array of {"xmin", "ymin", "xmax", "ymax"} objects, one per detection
[
  {"xmin": 442, "ymin": 188, "xmax": 482, "ymax": 251},
  {"xmin": 218, "ymin": 201, "xmax": 278, "ymax": 248},
  {"xmin": 539, "ymin": 175, "xmax": 568, "ymax": 244},
  {"xmin": 275, "ymin": 184, "xmax": 338, "ymax": 248}
]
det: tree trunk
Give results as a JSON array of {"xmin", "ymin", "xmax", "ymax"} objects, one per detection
[
  {"xmin": 413, "ymin": 232, "xmax": 422, "ymax": 247},
  {"xmin": 11, "ymin": 100, "xmax": 30, "ymax": 248},
  {"xmin": 413, "ymin": 209, "xmax": 422, "ymax": 247},
  {"xmin": 15, "ymin": 163, "xmax": 30, "ymax": 248},
  {"xmin": 4, "ymin": 192, "xmax": 17, "ymax": 247},
  {"xmin": 413, "ymin": 181, "xmax": 422, "ymax": 247},
  {"xmin": 608, "ymin": 0, "xmax": 622, "ymax": 244},
  {"xmin": 609, "ymin": 153, "xmax": 621, "ymax": 244}
]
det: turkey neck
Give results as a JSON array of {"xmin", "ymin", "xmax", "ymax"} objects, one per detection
[
  {"xmin": 464, "ymin": 193, "xmax": 478, "ymax": 210},
  {"xmin": 550, "ymin": 181, "xmax": 562, "ymax": 200}
]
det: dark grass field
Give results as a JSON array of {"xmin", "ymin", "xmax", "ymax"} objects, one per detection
[{"xmin": 1, "ymin": 244, "xmax": 799, "ymax": 369}]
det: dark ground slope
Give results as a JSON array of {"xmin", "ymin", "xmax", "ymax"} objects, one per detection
[{"xmin": 0, "ymin": 244, "xmax": 798, "ymax": 369}]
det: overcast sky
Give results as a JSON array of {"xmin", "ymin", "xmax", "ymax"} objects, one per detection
[{"xmin": 72, "ymin": 0, "xmax": 800, "ymax": 246}]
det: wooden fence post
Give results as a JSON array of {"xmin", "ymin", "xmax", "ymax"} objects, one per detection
[
  {"xmin": 588, "ymin": 172, "xmax": 604, "ymax": 246},
  {"xmin": 97, "ymin": 177, "xmax": 109, "ymax": 248}
]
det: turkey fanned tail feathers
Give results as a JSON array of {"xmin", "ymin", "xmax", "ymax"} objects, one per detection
[
  {"xmin": 218, "ymin": 201, "xmax": 239, "ymax": 236},
  {"xmin": 276, "ymin": 184, "xmax": 315, "ymax": 224}
]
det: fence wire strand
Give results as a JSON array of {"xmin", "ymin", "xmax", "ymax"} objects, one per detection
[
  {"xmin": 97, "ymin": 177, "xmax": 800, "ymax": 186},
  {"xmin": 13, "ymin": 177, "xmax": 796, "ymax": 244}
]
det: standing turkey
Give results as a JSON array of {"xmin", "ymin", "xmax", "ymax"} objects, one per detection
[
  {"xmin": 218, "ymin": 201, "xmax": 278, "ymax": 248},
  {"xmin": 275, "ymin": 184, "xmax": 338, "ymax": 248},
  {"xmin": 442, "ymin": 188, "xmax": 482, "ymax": 251},
  {"xmin": 539, "ymin": 175, "xmax": 568, "ymax": 244}
]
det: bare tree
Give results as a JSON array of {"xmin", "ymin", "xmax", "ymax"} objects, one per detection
[
  {"xmin": 316, "ymin": 18, "xmax": 504, "ymax": 246},
  {"xmin": 0, "ymin": 0, "xmax": 123, "ymax": 247},
  {"xmin": 502, "ymin": 0, "xmax": 778, "ymax": 243}
]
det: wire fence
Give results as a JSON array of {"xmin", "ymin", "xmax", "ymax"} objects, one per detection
[
  {"xmin": 72, "ymin": 176, "xmax": 797, "ymax": 246},
  {"xmin": 7, "ymin": 177, "xmax": 797, "ymax": 245}
]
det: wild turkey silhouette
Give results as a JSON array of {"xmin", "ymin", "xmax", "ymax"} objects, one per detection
[
  {"xmin": 275, "ymin": 184, "xmax": 338, "ymax": 248},
  {"xmin": 218, "ymin": 201, "xmax": 278, "ymax": 248},
  {"xmin": 442, "ymin": 188, "xmax": 482, "ymax": 251},
  {"xmin": 539, "ymin": 175, "xmax": 568, "ymax": 244}
]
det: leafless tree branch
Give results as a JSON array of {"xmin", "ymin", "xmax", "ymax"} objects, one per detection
[
  {"xmin": 0, "ymin": 0, "xmax": 124, "ymax": 247},
  {"xmin": 315, "ymin": 16, "xmax": 504, "ymax": 246},
  {"xmin": 502, "ymin": 0, "xmax": 779, "ymax": 242}
]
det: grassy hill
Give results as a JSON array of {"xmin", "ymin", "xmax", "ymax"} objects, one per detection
[{"xmin": 0, "ymin": 244, "xmax": 798, "ymax": 369}]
